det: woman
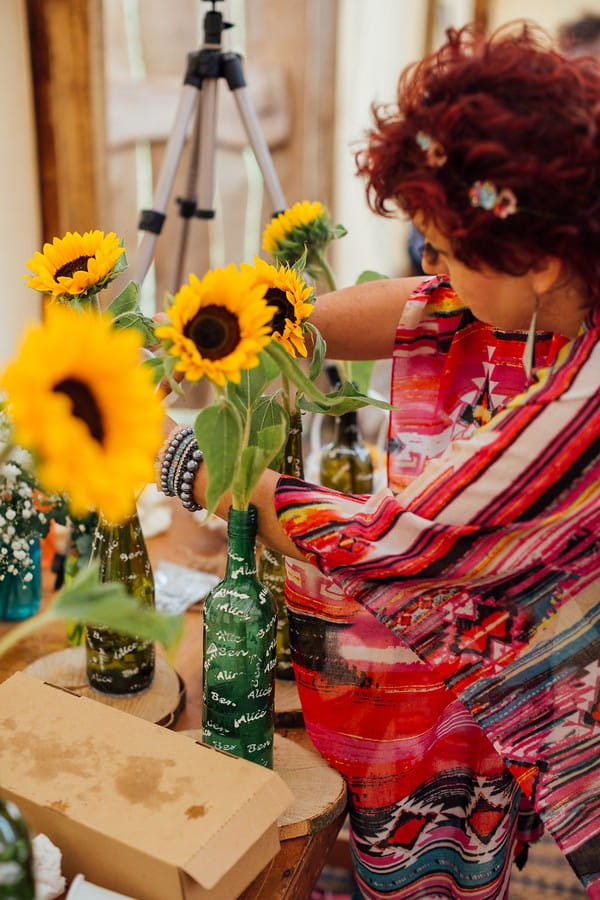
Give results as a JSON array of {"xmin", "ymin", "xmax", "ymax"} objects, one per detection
[{"xmin": 159, "ymin": 23, "xmax": 600, "ymax": 899}]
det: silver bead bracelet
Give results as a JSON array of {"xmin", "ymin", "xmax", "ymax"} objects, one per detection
[{"xmin": 159, "ymin": 427, "xmax": 204, "ymax": 512}]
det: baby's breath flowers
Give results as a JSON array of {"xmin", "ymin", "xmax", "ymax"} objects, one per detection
[
  {"xmin": 0, "ymin": 305, "xmax": 163, "ymax": 524},
  {"xmin": 262, "ymin": 201, "xmax": 346, "ymax": 290},
  {"xmin": 0, "ymin": 410, "xmax": 61, "ymax": 585},
  {"xmin": 24, "ymin": 230, "xmax": 126, "ymax": 304}
]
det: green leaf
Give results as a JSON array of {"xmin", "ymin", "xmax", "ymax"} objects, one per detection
[
  {"xmin": 265, "ymin": 339, "xmax": 331, "ymax": 404},
  {"xmin": 249, "ymin": 396, "xmax": 288, "ymax": 470},
  {"xmin": 53, "ymin": 564, "xmax": 184, "ymax": 652},
  {"xmin": 266, "ymin": 340, "xmax": 391, "ymax": 414},
  {"xmin": 305, "ymin": 322, "xmax": 327, "ymax": 381},
  {"xmin": 232, "ymin": 445, "xmax": 265, "ymax": 509},
  {"xmin": 113, "ymin": 248, "xmax": 129, "ymax": 276},
  {"xmin": 257, "ymin": 420, "xmax": 288, "ymax": 465},
  {"xmin": 194, "ymin": 402, "xmax": 242, "ymax": 515},
  {"xmin": 114, "ymin": 312, "xmax": 157, "ymax": 347},
  {"xmin": 290, "ymin": 246, "xmax": 309, "ymax": 274},
  {"xmin": 249, "ymin": 395, "xmax": 288, "ymax": 444},
  {"xmin": 228, "ymin": 352, "xmax": 280, "ymax": 411},
  {"xmin": 355, "ymin": 269, "xmax": 390, "ymax": 284},
  {"xmin": 332, "ymin": 224, "xmax": 348, "ymax": 240},
  {"xmin": 142, "ymin": 354, "xmax": 166, "ymax": 386},
  {"xmin": 298, "ymin": 380, "xmax": 394, "ymax": 415},
  {"xmin": 106, "ymin": 280, "xmax": 140, "ymax": 316}
]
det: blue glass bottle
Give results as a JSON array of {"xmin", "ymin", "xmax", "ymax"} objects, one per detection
[{"xmin": 0, "ymin": 539, "xmax": 41, "ymax": 622}]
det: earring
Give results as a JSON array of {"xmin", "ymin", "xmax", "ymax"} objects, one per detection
[{"xmin": 522, "ymin": 296, "xmax": 539, "ymax": 381}]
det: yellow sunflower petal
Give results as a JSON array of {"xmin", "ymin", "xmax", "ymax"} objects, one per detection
[{"xmin": 0, "ymin": 305, "xmax": 163, "ymax": 522}]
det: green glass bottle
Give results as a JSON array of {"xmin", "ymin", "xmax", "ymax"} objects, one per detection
[
  {"xmin": 65, "ymin": 512, "xmax": 98, "ymax": 646},
  {"xmin": 320, "ymin": 409, "xmax": 374, "ymax": 495},
  {"xmin": 85, "ymin": 510, "xmax": 155, "ymax": 695},
  {"xmin": 320, "ymin": 363, "xmax": 375, "ymax": 495},
  {"xmin": 203, "ymin": 504, "xmax": 277, "ymax": 768},
  {"xmin": 0, "ymin": 797, "xmax": 35, "ymax": 899},
  {"xmin": 257, "ymin": 411, "xmax": 303, "ymax": 681}
]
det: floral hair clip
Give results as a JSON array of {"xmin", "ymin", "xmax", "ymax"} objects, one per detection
[
  {"xmin": 415, "ymin": 131, "xmax": 447, "ymax": 167},
  {"xmin": 469, "ymin": 180, "xmax": 518, "ymax": 219}
]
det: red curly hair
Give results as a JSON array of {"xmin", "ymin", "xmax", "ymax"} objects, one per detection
[{"xmin": 356, "ymin": 22, "xmax": 600, "ymax": 303}]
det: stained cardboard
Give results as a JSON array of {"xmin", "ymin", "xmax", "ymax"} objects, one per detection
[{"xmin": 0, "ymin": 672, "xmax": 294, "ymax": 899}]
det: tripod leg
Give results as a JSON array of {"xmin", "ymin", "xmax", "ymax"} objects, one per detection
[
  {"xmin": 171, "ymin": 78, "xmax": 218, "ymax": 291},
  {"xmin": 133, "ymin": 83, "xmax": 199, "ymax": 286},
  {"xmin": 222, "ymin": 53, "xmax": 287, "ymax": 216}
]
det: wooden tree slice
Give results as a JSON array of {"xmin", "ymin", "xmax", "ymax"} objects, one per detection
[
  {"xmin": 179, "ymin": 730, "xmax": 347, "ymax": 840},
  {"xmin": 23, "ymin": 646, "xmax": 185, "ymax": 727},
  {"xmin": 274, "ymin": 677, "xmax": 303, "ymax": 726}
]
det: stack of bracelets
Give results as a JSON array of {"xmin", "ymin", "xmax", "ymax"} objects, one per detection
[{"xmin": 159, "ymin": 426, "xmax": 204, "ymax": 512}]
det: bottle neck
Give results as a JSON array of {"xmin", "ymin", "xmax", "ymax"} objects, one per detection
[
  {"xmin": 334, "ymin": 410, "xmax": 359, "ymax": 445},
  {"xmin": 225, "ymin": 505, "xmax": 258, "ymax": 576},
  {"xmin": 283, "ymin": 411, "xmax": 304, "ymax": 478}
]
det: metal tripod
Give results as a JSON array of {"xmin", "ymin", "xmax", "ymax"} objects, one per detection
[{"xmin": 133, "ymin": 0, "xmax": 287, "ymax": 291}]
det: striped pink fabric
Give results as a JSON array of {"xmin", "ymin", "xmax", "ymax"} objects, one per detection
[{"xmin": 276, "ymin": 277, "xmax": 600, "ymax": 898}]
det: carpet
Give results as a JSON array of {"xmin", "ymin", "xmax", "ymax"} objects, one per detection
[{"xmin": 313, "ymin": 831, "xmax": 589, "ymax": 898}]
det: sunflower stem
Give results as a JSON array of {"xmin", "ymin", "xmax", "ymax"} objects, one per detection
[
  {"xmin": 281, "ymin": 375, "xmax": 293, "ymax": 416},
  {"xmin": 311, "ymin": 251, "xmax": 337, "ymax": 292},
  {"xmin": 0, "ymin": 606, "xmax": 56, "ymax": 658},
  {"xmin": 232, "ymin": 401, "xmax": 253, "ymax": 512}
]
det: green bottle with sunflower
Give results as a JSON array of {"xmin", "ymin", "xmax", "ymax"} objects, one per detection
[
  {"xmin": 85, "ymin": 510, "xmax": 156, "ymax": 695},
  {"xmin": 202, "ymin": 504, "xmax": 277, "ymax": 768}
]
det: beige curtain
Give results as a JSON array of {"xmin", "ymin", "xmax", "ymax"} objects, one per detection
[
  {"xmin": 332, "ymin": 0, "xmax": 430, "ymax": 285},
  {"xmin": 0, "ymin": 0, "xmax": 42, "ymax": 367}
]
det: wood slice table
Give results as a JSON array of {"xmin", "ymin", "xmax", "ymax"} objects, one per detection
[
  {"xmin": 179, "ymin": 731, "xmax": 346, "ymax": 840},
  {"xmin": 22, "ymin": 646, "xmax": 186, "ymax": 727}
]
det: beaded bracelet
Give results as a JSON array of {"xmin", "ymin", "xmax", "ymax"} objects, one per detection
[{"xmin": 159, "ymin": 427, "xmax": 204, "ymax": 512}]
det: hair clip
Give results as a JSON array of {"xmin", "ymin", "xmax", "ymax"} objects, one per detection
[
  {"xmin": 415, "ymin": 131, "xmax": 447, "ymax": 167},
  {"xmin": 469, "ymin": 180, "xmax": 518, "ymax": 219}
]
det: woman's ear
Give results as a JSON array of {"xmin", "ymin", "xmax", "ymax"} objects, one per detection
[{"xmin": 530, "ymin": 256, "xmax": 563, "ymax": 295}]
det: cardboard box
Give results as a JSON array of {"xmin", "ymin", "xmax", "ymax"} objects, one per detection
[{"xmin": 0, "ymin": 672, "xmax": 294, "ymax": 899}]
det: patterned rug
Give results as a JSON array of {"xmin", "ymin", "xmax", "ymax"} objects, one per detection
[
  {"xmin": 313, "ymin": 831, "xmax": 588, "ymax": 899},
  {"xmin": 509, "ymin": 833, "xmax": 587, "ymax": 898}
]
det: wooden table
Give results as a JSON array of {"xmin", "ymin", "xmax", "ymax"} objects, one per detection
[{"xmin": 0, "ymin": 501, "xmax": 347, "ymax": 899}]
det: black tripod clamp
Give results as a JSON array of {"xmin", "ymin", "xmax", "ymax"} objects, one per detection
[{"xmin": 174, "ymin": 49, "xmax": 246, "ymax": 222}]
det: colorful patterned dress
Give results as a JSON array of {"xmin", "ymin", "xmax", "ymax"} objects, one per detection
[{"xmin": 275, "ymin": 277, "xmax": 600, "ymax": 899}]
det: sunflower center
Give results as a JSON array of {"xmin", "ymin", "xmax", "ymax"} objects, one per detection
[
  {"xmin": 264, "ymin": 287, "xmax": 294, "ymax": 335},
  {"xmin": 52, "ymin": 378, "xmax": 104, "ymax": 443},
  {"xmin": 55, "ymin": 255, "xmax": 93, "ymax": 280},
  {"xmin": 184, "ymin": 305, "xmax": 241, "ymax": 360}
]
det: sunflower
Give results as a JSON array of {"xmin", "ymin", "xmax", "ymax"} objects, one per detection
[
  {"xmin": 242, "ymin": 257, "xmax": 314, "ymax": 358},
  {"xmin": 24, "ymin": 230, "xmax": 125, "ymax": 301},
  {"xmin": 0, "ymin": 305, "xmax": 163, "ymax": 523},
  {"xmin": 261, "ymin": 202, "xmax": 346, "ymax": 290},
  {"xmin": 154, "ymin": 265, "xmax": 276, "ymax": 386}
]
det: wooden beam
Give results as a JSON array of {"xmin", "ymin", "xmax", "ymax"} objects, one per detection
[{"xmin": 25, "ymin": 0, "xmax": 105, "ymax": 240}]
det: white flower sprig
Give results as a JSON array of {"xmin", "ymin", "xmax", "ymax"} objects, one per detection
[{"xmin": 0, "ymin": 407, "xmax": 62, "ymax": 583}]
